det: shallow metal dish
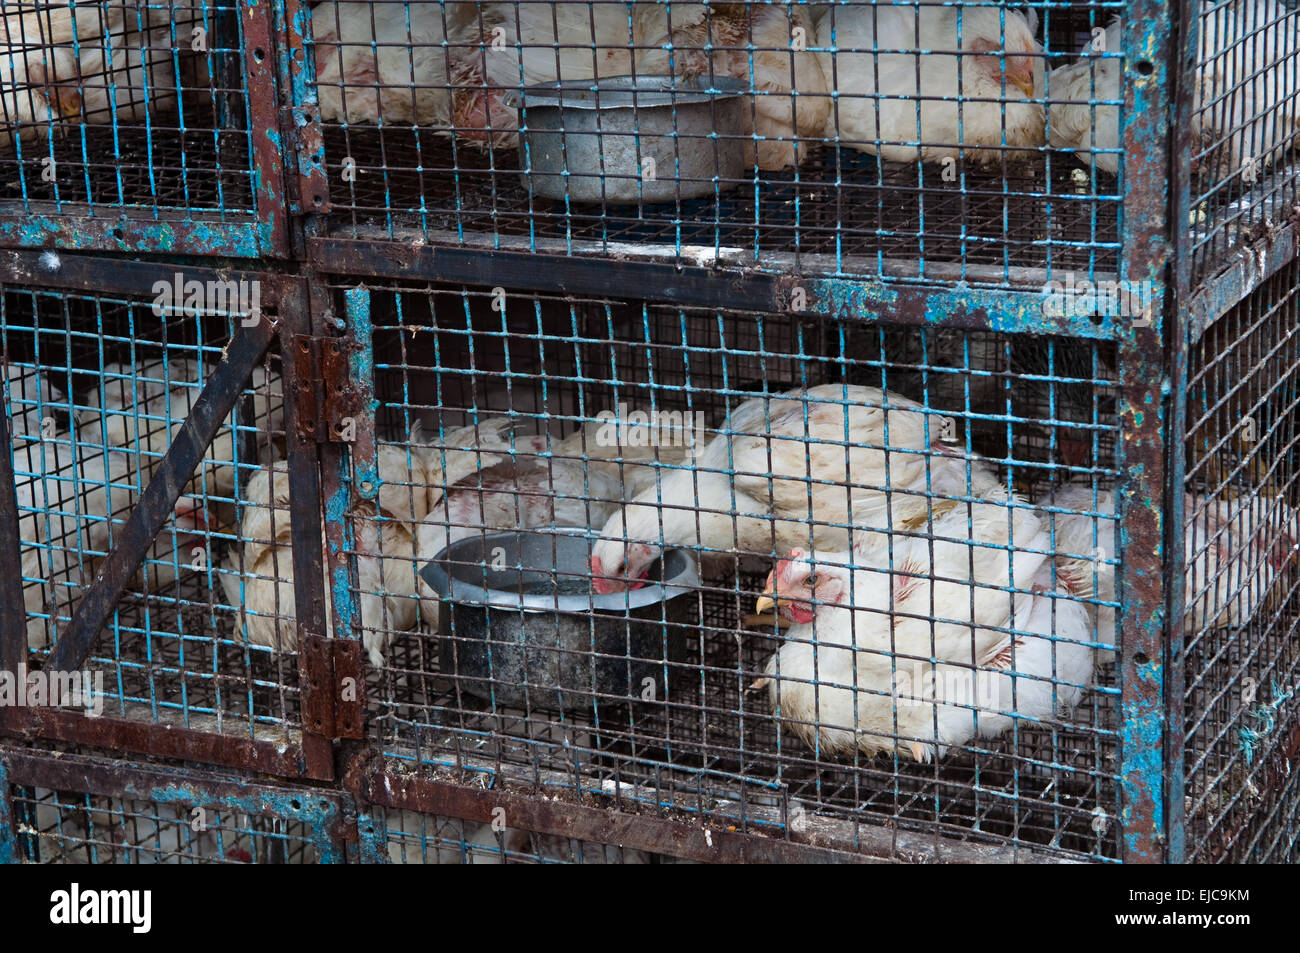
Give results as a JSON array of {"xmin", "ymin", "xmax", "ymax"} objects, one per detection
[
  {"xmin": 510, "ymin": 75, "xmax": 747, "ymax": 203},
  {"xmin": 421, "ymin": 529, "xmax": 699, "ymax": 710}
]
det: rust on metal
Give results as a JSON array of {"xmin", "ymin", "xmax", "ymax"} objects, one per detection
[
  {"xmin": 360, "ymin": 769, "xmax": 1076, "ymax": 864},
  {"xmin": 244, "ymin": 0, "xmax": 290, "ymax": 255},
  {"xmin": 291, "ymin": 334, "xmax": 363, "ymax": 443},
  {"xmin": 331, "ymin": 638, "xmax": 365, "ymax": 740},
  {"xmin": 319, "ymin": 336, "xmax": 363, "ymax": 441},
  {"xmin": 0, "ymin": 382, "xmax": 25, "ymax": 678},
  {"xmin": 1114, "ymin": 1, "xmax": 1175, "ymax": 865},
  {"xmin": 301, "ymin": 634, "xmax": 336, "ymax": 740},
  {"xmin": 279, "ymin": 283, "xmax": 337, "ymax": 780},
  {"xmin": 0, "ymin": 709, "xmax": 309, "ymax": 778}
]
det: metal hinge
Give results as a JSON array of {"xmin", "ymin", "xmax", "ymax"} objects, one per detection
[
  {"xmin": 286, "ymin": 104, "xmax": 332, "ymax": 214},
  {"xmin": 301, "ymin": 634, "xmax": 366, "ymax": 740},
  {"xmin": 294, "ymin": 334, "xmax": 363, "ymax": 443}
]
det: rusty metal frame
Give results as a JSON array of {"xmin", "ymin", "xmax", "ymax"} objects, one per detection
[
  {"xmin": 0, "ymin": 745, "xmax": 349, "ymax": 862},
  {"xmin": 0, "ymin": 2, "xmax": 289, "ymax": 259},
  {"xmin": 352, "ymin": 761, "xmax": 1078, "ymax": 865},
  {"xmin": 0, "ymin": 256, "xmax": 335, "ymax": 781},
  {"xmin": 1111, "ymin": 2, "xmax": 1177, "ymax": 863}
]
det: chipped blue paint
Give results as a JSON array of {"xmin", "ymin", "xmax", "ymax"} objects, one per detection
[
  {"xmin": 325, "ymin": 470, "xmax": 359, "ymax": 636},
  {"xmin": 129, "ymin": 782, "xmax": 345, "ymax": 863},
  {"xmin": 354, "ymin": 810, "xmax": 390, "ymax": 864},
  {"xmin": 1118, "ymin": 658, "xmax": 1165, "ymax": 857},
  {"xmin": 345, "ymin": 288, "xmax": 381, "ymax": 500},
  {"xmin": 0, "ymin": 216, "xmax": 264, "ymax": 256},
  {"xmin": 806, "ymin": 278, "xmax": 1123, "ymax": 340},
  {"xmin": 0, "ymin": 760, "xmax": 13, "ymax": 864}
]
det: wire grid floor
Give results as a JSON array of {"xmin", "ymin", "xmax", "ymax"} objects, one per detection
[
  {"xmin": 0, "ymin": 96, "xmax": 255, "ymax": 214},
  {"xmin": 367, "ymin": 563, "xmax": 1122, "ymax": 861},
  {"xmin": 320, "ymin": 128, "xmax": 1121, "ymax": 279},
  {"xmin": 382, "ymin": 806, "xmax": 680, "ymax": 863}
]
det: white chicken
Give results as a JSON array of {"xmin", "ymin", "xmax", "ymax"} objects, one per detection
[
  {"xmin": 680, "ymin": 2, "xmax": 831, "ymax": 169},
  {"xmin": 79, "ymin": 356, "xmax": 285, "ymax": 505},
  {"xmin": 222, "ymin": 436, "xmax": 454, "ymax": 668},
  {"xmin": 5, "ymin": 358, "xmax": 62, "ymax": 437},
  {"xmin": 12, "ymin": 423, "xmax": 136, "ymax": 650},
  {"xmin": 1039, "ymin": 483, "xmax": 1299, "ymax": 641},
  {"xmin": 816, "ymin": 3, "xmax": 1045, "ymax": 164},
  {"xmin": 1047, "ymin": 19, "xmax": 1121, "ymax": 174},
  {"xmin": 590, "ymin": 383, "xmax": 1006, "ymax": 593},
  {"xmin": 1051, "ymin": 5, "xmax": 1300, "ymax": 177},
  {"xmin": 226, "ymin": 414, "xmax": 687, "ymax": 667},
  {"xmin": 311, "ymin": 0, "xmax": 478, "ymax": 128},
  {"xmin": 1, "ymin": 0, "xmax": 197, "ymax": 147},
  {"xmin": 755, "ymin": 511, "xmax": 1096, "ymax": 762},
  {"xmin": 449, "ymin": 1, "xmax": 829, "ymax": 169},
  {"xmin": 77, "ymin": 356, "xmax": 285, "ymax": 590}
]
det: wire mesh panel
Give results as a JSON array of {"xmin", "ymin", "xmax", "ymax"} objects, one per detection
[
  {"xmin": 0, "ymin": 1, "xmax": 271, "ymax": 254},
  {"xmin": 257, "ymin": 279, "xmax": 1138, "ymax": 860},
  {"xmin": 1184, "ymin": 258, "xmax": 1300, "ymax": 863},
  {"xmin": 0, "ymin": 748, "xmax": 340, "ymax": 862},
  {"xmin": 304, "ymin": 1, "xmax": 1143, "ymax": 288},
  {"xmin": 381, "ymin": 806, "xmax": 671, "ymax": 862},
  {"xmin": 0, "ymin": 280, "xmax": 298, "ymax": 746},
  {"xmin": 1187, "ymin": 0, "xmax": 1300, "ymax": 289}
]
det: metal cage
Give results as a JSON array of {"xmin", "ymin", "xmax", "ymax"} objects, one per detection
[
  {"xmin": 0, "ymin": 1, "xmax": 283, "ymax": 255},
  {"xmin": 1, "ymin": 0, "xmax": 1299, "ymax": 865},
  {"xmin": 0, "ymin": 746, "xmax": 344, "ymax": 862}
]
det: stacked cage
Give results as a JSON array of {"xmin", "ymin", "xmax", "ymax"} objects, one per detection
[{"xmin": 0, "ymin": 0, "xmax": 1298, "ymax": 863}]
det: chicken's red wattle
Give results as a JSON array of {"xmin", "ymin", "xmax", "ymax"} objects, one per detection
[{"xmin": 786, "ymin": 604, "xmax": 816, "ymax": 625}]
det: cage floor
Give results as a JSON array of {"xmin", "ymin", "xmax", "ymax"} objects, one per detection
[
  {"xmin": 57, "ymin": 564, "xmax": 304, "ymax": 743},
  {"xmin": 367, "ymin": 566, "xmax": 1122, "ymax": 862},
  {"xmin": 319, "ymin": 129, "xmax": 1121, "ymax": 278},
  {"xmin": 0, "ymin": 99, "xmax": 255, "ymax": 214}
]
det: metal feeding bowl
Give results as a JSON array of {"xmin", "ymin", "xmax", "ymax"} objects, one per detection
[
  {"xmin": 510, "ymin": 75, "xmax": 747, "ymax": 203},
  {"xmin": 421, "ymin": 529, "xmax": 699, "ymax": 711}
]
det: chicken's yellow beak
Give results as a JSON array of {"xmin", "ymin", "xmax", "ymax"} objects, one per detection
[
  {"xmin": 1014, "ymin": 74, "xmax": 1036, "ymax": 99},
  {"xmin": 755, "ymin": 573, "xmax": 782, "ymax": 615}
]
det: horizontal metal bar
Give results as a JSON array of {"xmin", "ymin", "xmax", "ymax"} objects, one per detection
[
  {"xmin": 363, "ymin": 770, "xmax": 874, "ymax": 864},
  {"xmin": 0, "ymin": 214, "xmax": 264, "ymax": 258},
  {"xmin": 0, "ymin": 250, "xmax": 288, "ymax": 304},
  {"xmin": 307, "ymin": 237, "xmax": 788, "ymax": 313},
  {"xmin": 1188, "ymin": 219, "xmax": 1300, "ymax": 340},
  {"xmin": 0, "ymin": 709, "xmax": 311, "ymax": 779},
  {"xmin": 362, "ymin": 767, "xmax": 1076, "ymax": 865},
  {"xmin": 307, "ymin": 238, "xmax": 1127, "ymax": 337}
]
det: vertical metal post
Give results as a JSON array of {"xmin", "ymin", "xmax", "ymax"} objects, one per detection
[
  {"xmin": 1162, "ymin": 0, "xmax": 1201, "ymax": 865},
  {"xmin": 1116, "ymin": 1, "xmax": 1177, "ymax": 862},
  {"xmin": 0, "ymin": 367, "xmax": 26, "ymax": 681},
  {"xmin": 244, "ymin": 0, "xmax": 291, "ymax": 256},
  {"xmin": 279, "ymin": 279, "xmax": 336, "ymax": 779},
  {"xmin": 0, "ymin": 749, "xmax": 13, "ymax": 863}
]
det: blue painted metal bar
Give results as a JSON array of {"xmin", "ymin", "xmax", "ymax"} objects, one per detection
[{"xmin": 1114, "ymin": 0, "xmax": 1175, "ymax": 863}]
